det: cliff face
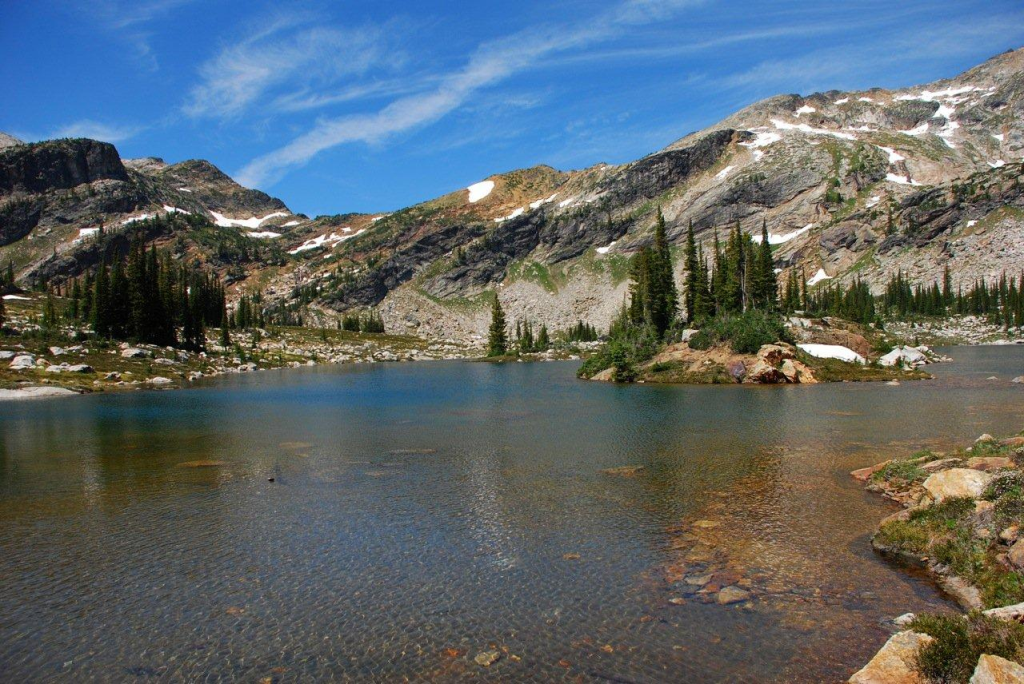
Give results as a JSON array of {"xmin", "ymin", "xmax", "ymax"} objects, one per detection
[{"xmin": 0, "ymin": 139, "xmax": 128, "ymax": 195}]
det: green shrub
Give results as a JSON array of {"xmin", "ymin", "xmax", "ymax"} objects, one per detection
[
  {"xmin": 984, "ymin": 473, "xmax": 1024, "ymax": 501},
  {"xmin": 689, "ymin": 310, "xmax": 792, "ymax": 355},
  {"xmin": 873, "ymin": 459, "xmax": 927, "ymax": 485},
  {"xmin": 911, "ymin": 612, "xmax": 1024, "ymax": 684}
]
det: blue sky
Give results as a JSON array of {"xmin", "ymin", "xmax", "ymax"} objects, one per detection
[{"xmin": 3, "ymin": 1, "xmax": 1023, "ymax": 217}]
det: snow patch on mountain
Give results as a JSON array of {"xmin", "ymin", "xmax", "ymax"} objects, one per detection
[
  {"xmin": 752, "ymin": 223, "xmax": 813, "ymax": 245},
  {"xmin": 878, "ymin": 146, "xmax": 905, "ymax": 164},
  {"xmin": 467, "ymin": 180, "xmax": 495, "ymax": 203},
  {"xmin": 715, "ymin": 165, "xmax": 735, "ymax": 180},
  {"xmin": 886, "ymin": 173, "xmax": 922, "ymax": 186},
  {"xmin": 494, "ymin": 207, "xmax": 524, "ymax": 223},
  {"xmin": 771, "ymin": 120, "xmax": 856, "ymax": 140},
  {"xmin": 529, "ymin": 193, "xmax": 558, "ymax": 209},
  {"xmin": 288, "ymin": 229, "xmax": 365, "ymax": 255},
  {"xmin": 211, "ymin": 211, "xmax": 289, "ymax": 229},
  {"xmin": 807, "ymin": 268, "xmax": 832, "ymax": 286},
  {"xmin": 900, "ymin": 123, "xmax": 929, "ymax": 136}
]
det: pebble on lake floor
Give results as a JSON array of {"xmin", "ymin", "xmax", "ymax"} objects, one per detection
[{"xmin": 474, "ymin": 650, "xmax": 501, "ymax": 667}]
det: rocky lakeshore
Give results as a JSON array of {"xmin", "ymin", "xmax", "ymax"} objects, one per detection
[
  {"xmin": 0, "ymin": 294, "xmax": 479, "ymax": 400},
  {"xmin": 584, "ymin": 315, "xmax": 947, "ymax": 385},
  {"xmin": 849, "ymin": 432, "xmax": 1024, "ymax": 683}
]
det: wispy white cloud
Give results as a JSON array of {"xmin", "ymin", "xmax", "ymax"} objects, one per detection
[
  {"xmin": 720, "ymin": 11, "xmax": 1024, "ymax": 93},
  {"xmin": 236, "ymin": 0, "xmax": 704, "ymax": 187},
  {"xmin": 98, "ymin": 0, "xmax": 198, "ymax": 29},
  {"xmin": 49, "ymin": 120, "xmax": 142, "ymax": 143},
  {"xmin": 87, "ymin": 0, "xmax": 199, "ymax": 71},
  {"xmin": 184, "ymin": 15, "xmax": 402, "ymax": 120}
]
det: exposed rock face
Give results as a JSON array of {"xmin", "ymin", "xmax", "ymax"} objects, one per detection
[
  {"xmin": 848, "ymin": 630, "xmax": 934, "ymax": 684},
  {"xmin": 922, "ymin": 468, "xmax": 996, "ymax": 502},
  {"xmin": 0, "ymin": 132, "xmax": 23, "ymax": 150},
  {"xmin": 0, "ymin": 139, "xmax": 128, "ymax": 195},
  {"xmin": 970, "ymin": 654, "xmax": 1024, "ymax": 684}
]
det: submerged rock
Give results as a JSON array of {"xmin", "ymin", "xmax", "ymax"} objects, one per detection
[
  {"xmin": 716, "ymin": 586, "xmax": 750, "ymax": 605},
  {"xmin": 474, "ymin": 651, "xmax": 501, "ymax": 667},
  {"xmin": 601, "ymin": 465, "xmax": 645, "ymax": 476}
]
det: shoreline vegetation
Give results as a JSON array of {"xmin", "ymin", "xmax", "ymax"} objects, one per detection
[
  {"xmin": 0, "ymin": 291, "xmax": 478, "ymax": 400},
  {"xmin": 849, "ymin": 431, "xmax": 1024, "ymax": 683},
  {"xmin": 568, "ymin": 211, "xmax": 1022, "ymax": 385}
]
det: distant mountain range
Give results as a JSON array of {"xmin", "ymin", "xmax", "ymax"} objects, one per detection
[{"xmin": 1, "ymin": 47, "xmax": 1022, "ymax": 340}]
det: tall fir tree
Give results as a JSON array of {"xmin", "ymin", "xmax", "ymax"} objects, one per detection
[
  {"xmin": 683, "ymin": 220, "xmax": 698, "ymax": 323},
  {"xmin": 487, "ymin": 295, "xmax": 508, "ymax": 357}
]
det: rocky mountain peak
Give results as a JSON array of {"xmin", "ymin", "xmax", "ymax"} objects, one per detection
[{"xmin": 0, "ymin": 132, "xmax": 23, "ymax": 150}]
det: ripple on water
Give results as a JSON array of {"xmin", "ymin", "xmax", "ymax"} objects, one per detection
[{"xmin": 0, "ymin": 348, "xmax": 1021, "ymax": 681}]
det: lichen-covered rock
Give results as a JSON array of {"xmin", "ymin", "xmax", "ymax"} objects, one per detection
[
  {"xmin": 923, "ymin": 468, "xmax": 996, "ymax": 502},
  {"xmin": 967, "ymin": 457, "xmax": 1016, "ymax": 472},
  {"xmin": 9, "ymin": 354, "xmax": 35, "ymax": 369},
  {"xmin": 969, "ymin": 654, "xmax": 1024, "ymax": 683},
  {"xmin": 1008, "ymin": 540, "xmax": 1024, "ymax": 570},
  {"xmin": 849, "ymin": 631, "xmax": 934, "ymax": 683}
]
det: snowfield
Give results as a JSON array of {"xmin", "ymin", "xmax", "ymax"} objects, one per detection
[
  {"xmin": 529, "ymin": 193, "xmax": 558, "ymax": 209},
  {"xmin": 596, "ymin": 241, "xmax": 617, "ymax": 255},
  {"xmin": 795, "ymin": 105, "xmax": 816, "ymax": 116},
  {"xmin": 715, "ymin": 165, "xmax": 735, "ymax": 180},
  {"xmin": 122, "ymin": 213, "xmax": 154, "ymax": 225},
  {"xmin": 752, "ymin": 223, "xmax": 813, "ymax": 245},
  {"xmin": 899, "ymin": 122, "xmax": 929, "ymax": 136},
  {"xmin": 740, "ymin": 130, "xmax": 782, "ymax": 149},
  {"xmin": 73, "ymin": 227, "xmax": 99, "ymax": 243},
  {"xmin": 797, "ymin": 344, "xmax": 866, "ymax": 364},
  {"xmin": 771, "ymin": 119, "xmax": 856, "ymax": 140},
  {"xmin": 494, "ymin": 207, "xmax": 524, "ymax": 223},
  {"xmin": 886, "ymin": 173, "xmax": 922, "ymax": 186},
  {"xmin": 288, "ymin": 229, "xmax": 365, "ymax": 255},
  {"xmin": 807, "ymin": 268, "xmax": 832, "ymax": 286},
  {"xmin": 877, "ymin": 146, "xmax": 905, "ymax": 164},
  {"xmin": 211, "ymin": 211, "xmax": 289, "ymax": 229},
  {"xmin": 467, "ymin": 180, "xmax": 495, "ymax": 203}
]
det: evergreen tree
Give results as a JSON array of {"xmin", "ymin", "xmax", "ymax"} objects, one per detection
[
  {"xmin": 219, "ymin": 302, "xmax": 231, "ymax": 348},
  {"xmin": 683, "ymin": 220, "xmax": 698, "ymax": 323},
  {"xmin": 537, "ymin": 324, "xmax": 550, "ymax": 350},
  {"xmin": 487, "ymin": 295, "xmax": 508, "ymax": 356},
  {"xmin": 91, "ymin": 261, "xmax": 112, "ymax": 338},
  {"xmin": 753, "ymin": 220, "xmax": 777, "ymax": 310}
]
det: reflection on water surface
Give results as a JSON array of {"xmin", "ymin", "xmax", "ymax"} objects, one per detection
[{"xmin": 1, "ymin": 346, "xmax": 1023, "ymax": 681}]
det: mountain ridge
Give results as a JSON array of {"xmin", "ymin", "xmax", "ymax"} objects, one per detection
[{"xmin": 1, "ymin": 47, "xmax": 1022, "ymax": 341}]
